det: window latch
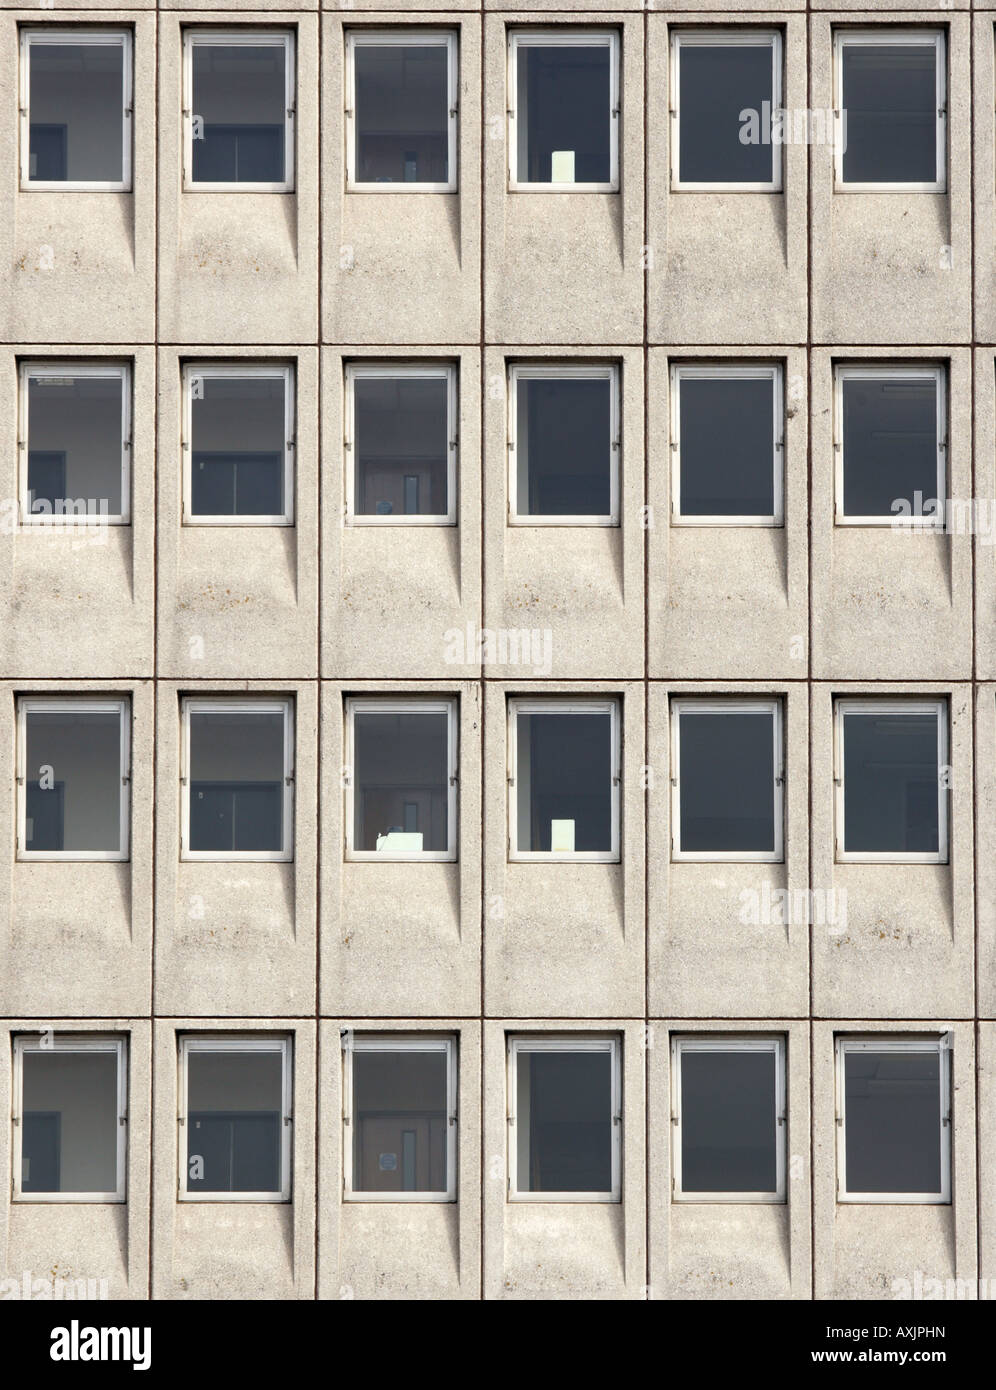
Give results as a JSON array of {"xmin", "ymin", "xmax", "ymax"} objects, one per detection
[
  {"xmin": 284, "ymin": 1115, "xmax": 293, "ymax": 1126},
  {"xmin": 449, "ymin": 105, "xmax": 459, "ymax": 118},
  {"xmin": 285, "ymin": 773, "xmax": 295, "ymax": 786}
]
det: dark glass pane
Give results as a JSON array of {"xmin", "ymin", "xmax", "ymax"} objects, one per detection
[
  {"xmin": 352, "ymin": 1050, "xmax": 449, "ymax": 1193},
  {"xmin": 516, "ymin": 45, "xmax": 611, "ymax": 184},
  {"xmin": 21, "ymin": 1051, "xmax": 118, "ymax": 1193},
  {"xmin": 679, "ymin": 375, "xmax": 776, "ymax": 516},
  {"xmin": 25, "ymin": 709, "xmax": 121, "ymax": 853},
  {"xmin": 190, "ymin": 375, "xmax": 286, "ymax": 517},
  {"xmin": 188, "ymin": 709, "xmax": 285, "ymax": 853},
  {"xmin": 353, "ymin": 376, "xmax": 449, "ymax": 517},
  {"xmin": 517, "ymin": 1050, "xmax": 612, "ymax": 1193},
  {"xmin": 354, "ymin": 44, "xmax": 449, "ymax": 184},
  {"xmin": 191, "ymin": 44, "xmax": 286, "ymax": 183},
  {"xmin": 844, "ymin": 1049, "xmax": 942, "ymax": 1193},
  {"xmin": 841, "ymin": 376, "xmax": 938, "ymax": 517},
  {"xmin": 678, "ymin": 708, "xmax": 776, "ymax": 854},
  {"xmin": 516, "ymin": 377, "xmax": 612, "ymax": 517},
  {"xmin": 678, "ymin": 44, "xmax": 774, "ymax": 184},
  {"xmin": 680, "ymin": 1049, "xmax": 777, "ymax": 1193},
  {"xmin": 27, "ymin": 373, "xmax": 124, "ymax": 517},
  {"xmin": 353, "ymin": 710, "xmax": 449, "ymax": 852},
  {"xmin": 186, "ymin": 1050, "xmax": 283, "ymax": 1193},
  {"xmin": 842, "ymin": 711, "xmax": 940, "ymax": 855},
  {"xmin": 29, "ymin": 41, "xmax": 124, "ymax": 183},
  {"xmin": 841, "ymin": 44, "xmax": 938, "ymax": 184},
  {"xmin": 516, "ymin": 711, "xmax": 612, "ymax": 853}
]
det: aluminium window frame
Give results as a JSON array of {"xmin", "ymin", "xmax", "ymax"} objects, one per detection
[
  {"xmin": 507, "ymin": 696, "xmax": 621, "ymax": 863},
  {"xmin": 179, "ymin": 696, "xmax": 295, "ymax": 863},
  {"xmin": 181, "ymin": 362, "xmax": 295, "ymax": 527},
  {"xmin": 670, "ymin": 29, "xmax": 783, "ymax": 194},
  {"xmin": 507, "ymin": 362, "xmax": 620, "ymax": 527},
  {"xmin": 833, "ymin": 28, "xmax": 947, "ymax": 194},
  {"xmin": 670, "ymin": 1034, "xmax": 786, "ymax": 1204},
  {"xmin": 506, "ymin": 1033, "xmax": 622, "ymax": 1203},
  {"xmin": 669, "ymin": 697, "xmax": 785, "ymax": 864},
  {"xmin": 16, "ymin": 696, "xmax": 131, "ymax": 863},
  {"xmin": 20, "ymin": 27, "xmax": 133, "ymax": 193},
  {"xmin": 342, "ymin": 1032, "xmax": 458, "ymax": 1203},
  {"xmin": 18, "ymin": 360, "xmax": 132, "ymax": 527},
  {"xmin": 507, "ymin": 29, "xmax": 620, "ymax": 194},
  {"xmin": 182, "ymin": 28, "xmax": 296, "ymax": 194},
  {"xmin": 345, "ymin": 29, "xmax": 458, "ymax": 194},
  {"xmin": 177, "ymin": 1033, "xmax": 293, "ymax": 1203},
  {"xmin": 833, "ymin": 363, "xmax": 946, "ymax": 527},
  {"xmin": 670, "ymin": 362, "xmax": 784, "ymax": 526},
  {"xmin": 344, "ymin": 362, "xmax": 458, "ymax": 526},
  {"xmin": 12, "ymin": 1033, "xmax": 128, "ymax": 1203},
  {"xmin": 835, "ymin": 1034, "xmax": 951, "ymax": 1205},
  {"xmin": 344, "ymin": 696, "xmax": 459, "ymax": 863},
  {"xmin": 833, "ymin": 697, "xmax": 949, "ymax": 864}
]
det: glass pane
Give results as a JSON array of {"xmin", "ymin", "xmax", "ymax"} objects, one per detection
[
  {"xmin": 189, "ymin": 709, "xmax": 285, "ymax": 853},
  {"xmin": 678, "ymin": 708, "xmax": 776, "ymax": 854},
  {"xmin": 516, "ymin": 1049, "xmax": 612, "ymax": 1193},
  {"xmin": 516, "ymin": 710, "xmax": 612, "ymax": 853},
  {"xmin": 516, "ymin": 44, "xmax": 611, "ymax": 184},
  {"xmin": 352, "ymin": 1049, "xmax": 449, "ymax": 1193},
  {"xmin": 354, "ymin": 44, "xmax": 449, "ymax": 184},
  {"xmin": 841, "ymin": 376, "xmax": 938, "ymax": 518},
  {"xmin": 843, "ymin": 711, "xmax": 940, "ymax": 855},
  {"xmin": 190, "ymin": 375, "xmax": 285, "ymax": 517},
  {"xmin": 516, "ymin": 376, "xmax": 612, "ymax": 517},
  {"xmin": 678, "ymin": 44, "xmax": 774, "ymax": 184},
  {"xmin": 25, "ymin": 708, "xmax": 122, "ymax": 854},
  {"xmin": 21, "ymin": 1050, "xmax": 118, "ymax": 1194},
  {"xmin": 353, "ymin": 710, "xmax": 449, "ymax": 852},
  {"xmin": 191, "ymin": 44, "xmax": 286, "ymax": 184},
  {"xmin": 841, "ymin": 44, "xmax": 938, "ymax": 184},
  {"xmin": 27, "ymin": 373, "xmax": 124, "ymax": 518},
  {"xmin": 353, "ymin": 376, "xmax": 449, "ymax": 518},
  {"xmin": 680, "ymin": 1049, "xmax": 777, "ymax": 1193},
  {"xmin": 844, "ymin": 1049, "xmax": 942, "ymax": 1193},
  {"xmin": 186, "ymin": 1050, "xmax": 284, "ymax": 1194},
  {"xmin": 679, "ymin": 376, "xmax": 776, "ymax": 517},
  {"xmin": 29, "ymin": 41, "xmax": 124, "ymax": 183}
]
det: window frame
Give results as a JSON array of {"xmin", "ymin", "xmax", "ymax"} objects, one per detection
[
  {"xmin": 507, "ymin": 363, "xmax": 620, "ymax": 527},
  {"xmin": 16, "ymin": 696, "xmax": 131, "ymax": 863},
  {"xmin": 179, "ymin": 696, "xmax": 295, "ymax": 863},
  {"xmin": 670, "ymin": 362, "xmax": 784, "ymax": 526},
  {"xmin": 833, "ymin": 697, "xmax": 948, "ymax": 864},
  {"xmin": 181, "ymin": 362, "xmax": 295, "ymax": 527},
  {"xmin": 177, "ymin": 1033, "xmax": 293, "ymax": 1203},
  {"xmin": 507, "ymin": 29, "xmax": 620, "ymax": 194},
  {"xmin": 342, "ymin": 1033, "xmax": 457, "ymax": 1203},
  {"xmin": 835, "ymin": 1035, "xmax": 951, "ymax": 1205},
  {"xmin": 670, "ymin": 29, "xmax": 783, "ymax": 194},
  {"xmin": 344, "ymin": 362, "xmax": 458, "ymax": 526},
  {"xmin": 833, "ymin": 28, "xmax": 947, "ymax": 194},
  {"xmin": 507, "ymin": 696, "xmax": 621, "ymax": 863},
  {"xmin": 669, "ymin": 697, "xmax": 784, "ymax": 864},
  {"xmin": 345, "ymin": 29, "xmax": 458, "ymax": 194},
  {"xmin": 670, "ymin": 1035, "xmax": 786, "ymax": 1204},
  {"xmin": 12, "ymin": 1033, "xmax": 128, "ymax": 1203},
  {"xmin": 506, "ymin": 1034, "xmax": 621, "ymax": 1203},
  {"xmin": 344, "ymin": 696, "xmax": 459, "ymax": 863},
  {"xmin": 833, "ymin": 363, "xmax": 946, "ymax": 527},
  {"xmin": 18, "ymin": 360, "xmax": 132, "ymax": 527},
  {"xmin": 20, "ymin": 27, "xmax": 133, "ymax": 193},
  {"xmin": 182, "ymin": 28, "xmax": 296, "ymax": 194}
]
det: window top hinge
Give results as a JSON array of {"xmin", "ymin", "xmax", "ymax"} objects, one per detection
[
  {"xmin": 285, "ymin": 773, "xmax": 295, "ymax": 786},
  {"xmin": 119, "ymin": 1112, "xmax": 128, "ymax": 1126}
]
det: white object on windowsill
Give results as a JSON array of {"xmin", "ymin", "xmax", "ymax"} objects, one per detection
[
  {"xmin": 551, "ymin": 819, "xmax": 576, "ymax": 852},
  {"xmin": 551, "ymin": 150, "xmax": 575, "ymax": 183},
  {"xmin": 376, "ymin": 831, "xmax": 424, "ymax": 852}
]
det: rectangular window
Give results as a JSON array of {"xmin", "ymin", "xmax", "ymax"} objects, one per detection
[
  {"xmin": 179, "ymin": 1036, "xmax": 291, "ymax": 1201},
  {"xmin": 508, "ymin": 31, "xmax": 619, "ymax": 192},
  {"xmin": 508, "ymin": 364, "xmax": 619, "ymax": 525},
  {"xmin": 670, "ymin": 698, "xmax": 783, "ymax": 862},
  {"xmin": 344, "ymin": 1034, "xmax": 457, "ymax": 1202},
  {"xmin": 345, "ymin": 364, "xmax": 456, "ymax": 525},
  {"xmin": 345, "ymin": 698, "xmax": 457, "ymax": 861},
  {"xmin": 836, "ymin": 1037, "xmax": 950, "ymax": 1203},
  {"xmin": 671, "ymin": 1036, "xmax": 786, "ymax": 1203},
  {"xmin": 507, "ymin": 1036, "xmax": 621, "ymax": 1202},
  {"xmin": 13, "ymin": 1035, "xmax": 126, "ymax": 1202},
  {"xmin": 508, "ymin": 698, "xmax": 620, "ymax": 862},
  {"xmin": 182, "ymin": 364, "xmax": 294, "ymax": 525},
  {"xmin": 19, "ymin": 362, "xmax": 130, "ymax": 525},
  {"xmin": 671, "ymin": 364, "xmax": 783, "ymax": 525},
  {"xmin": 183, "ymin": 30, "xmax": 295, "ymax": 192},
  {"xmin": 180, "ymin": 698, "xmax": 294, "ymax": 862},
  {"xmin": 345, "ymin": 30, "xmax": 457, "ymax": 192},
  {"xmin": 834, "ymin": 699, "xmax": 947, "ymax": 863},
  {"xmin": 671, "ymin": 31, "xmax": 782, "ymax": 192},
  {"xmin": 17, "ymin": 697, "xmax": 130, "ymax": 862},
  {"xmin": 20, "ymin": 29, "xmax": 132, "ymax": 191},
  {"xmin": 834, "ymin": 30, "xmax": 945, "ymax": 192},
  {"xmin": 834, "ymin": 365, "xmax": 945, "ymax": 526}
]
